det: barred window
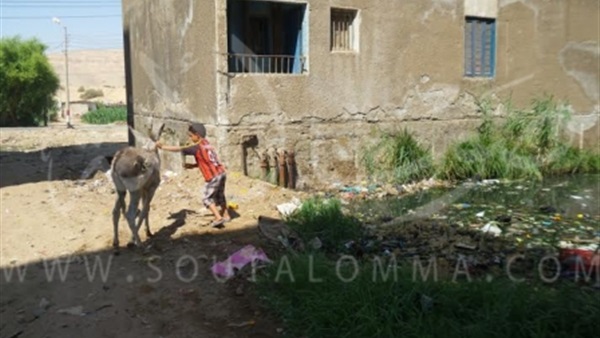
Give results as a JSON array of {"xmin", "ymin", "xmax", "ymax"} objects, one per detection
[
  {"xmin": 330, "ymin": 8, "xmax": 358, "ymax": 52},
  {"xmin": 464, "ymin": 17, "xmax": 496, "ymax": 77},
  {"xmin": 227, "ymin": 0, "xmax": 307, "ymax": 74}
]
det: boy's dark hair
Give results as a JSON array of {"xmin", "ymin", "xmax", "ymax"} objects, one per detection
[{"xmin": 188, "ymin": 123, "xmax": 206, "ymax": 138}]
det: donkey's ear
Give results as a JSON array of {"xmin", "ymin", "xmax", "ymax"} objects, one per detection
[
  {"xmin": 156, "ymin": 123, "xmax": 165, "ymax": 139},
  {"xmin": 150, "ymin": 123, "xmax": 165, "ymax": 142},
  {"xmin": 129, "ymin": 126, "xmax": 152, "ymax": 148}
]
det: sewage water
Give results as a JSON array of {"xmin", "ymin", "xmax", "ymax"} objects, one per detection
[{"xmin": 351, "ymin": 174, "xmax": 600, "ymax": 245}]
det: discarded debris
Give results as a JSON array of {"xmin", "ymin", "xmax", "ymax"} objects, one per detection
[
  {"xmin": 39, "ymin": 298, "xmax": 50, "ymax": 310},
  {"xmin": 161, "ymin": 170, "xmax": 177, "ymax": 181},
  {"xmin": 56, "ymin": 303, "xmax": 112, "ymax": 317},
  {"xmin": 258, "ymin": 215, "xmax": 304, "ymax": 251},
  {"xmin": 227, "ymin": 320, "xmax": 255, "ymax": 328},
  {"xmin": 420, "ymin": 294, "xmax": 434, "ymax": 312},
  {"xmin": 276, "ymin": 197, "xmax": 302, "ymax": 217},
  {"xmin": 480, "ymin": 223, "xmax": 502, "ymax": 237},
  {"xmin": 211, "ymin": 245, "xmax": 271, "ymax": 280},
  {"xmin": 308, "ymin": 237, "xmax": 323, "ymax": 250},
  {"xmin": 57, "ymin": 305, "xmax": 85, "ymax": 317},
  {"xmin": 455, "ymin": 243, "xmax": 477, "ymax": 250},
  {"xmin": 559, "ymin": 245, "xmax": 600, "ymax": 276}
]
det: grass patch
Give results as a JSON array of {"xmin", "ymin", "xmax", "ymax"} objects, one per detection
[
  {"xmin": 284, "ymin": 197, "xmax": 363, "ymax": 252},
  {"xmin": 257, "ymin": 254, "xmax": 600, "ymax": 338},
  {"xmin": 439, "ymin": 138, "xmax": 541, "ymax": 181},
  {"xmin": 81, "ymin": 105, "xmax": 126, "ymax": 124},
  {"xmin": 362, "ymin": 128, "xmax": 434, "ymax": 184},
  {"xmin": 542, "ymin": 144, "xmax": 600, "ymax": 176},
  {"xmin": 362, "ymin": 96, "xmax": 599, "ymax": 182},
  {"xmin": 438, "ymin": 95, "xmax": 600, "ymax": 181}
]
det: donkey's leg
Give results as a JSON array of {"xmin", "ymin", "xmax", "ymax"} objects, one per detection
[
  {"xmin": 142, "ymin": 183, "xmax": 159, "ymax": 238},
  {"xmin": 112, "ymin": 190, "xmax": 126, "ymax": 250},
  {"xmin": 126, "ymin": 190, "xmax": 142, "ymax": 247},
  {"xmin": 135, "ymin": 188, "xmax": 154, "ymax": 238}
]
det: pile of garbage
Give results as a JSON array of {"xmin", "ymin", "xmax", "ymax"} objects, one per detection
[
  {"xmin": 324, "ymin": 178, "xmax": 452, "ymax": 201},
  {"xmin": 263, "ymin": 177, "xmax": 599, "ymax": 282}
]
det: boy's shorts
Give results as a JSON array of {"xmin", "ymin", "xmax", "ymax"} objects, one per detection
[{"xmin": 203, "ymin": 173, "xmax": 226, "ymax": 207}]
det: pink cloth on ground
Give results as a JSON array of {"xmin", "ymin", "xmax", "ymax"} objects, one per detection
[{"xmin": 211, "ymin": 245, "xmax": 271, "ymax": 279}]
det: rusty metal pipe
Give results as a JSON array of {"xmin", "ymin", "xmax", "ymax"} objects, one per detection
[
  {"xmin": 278, "ymin": 148, "xmax": 287, "ymax": 187},
  {"xmin": 286, "ymin": 150, "xmax": 296, "ymax": 189}
]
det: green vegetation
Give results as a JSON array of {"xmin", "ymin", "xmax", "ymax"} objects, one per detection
[
  {"xmin": 363, "ymin": 96, "xmax": 600, "ymax": 183},
  {"xmin": 0, "ymin": 36, "xmax": 60, "ymax": 126},
  {"xmin": 257, "ymin": 253, "xmax": 599, "ymax": 338},
  {"xmin": 439, "ymin": 96, "xmax": 599, "ymax": 180},
  {"xmin": 284, "ymin": 197, "xmax": 362, "ymax": 251},
  {"xmin": 362, "ymin": 128, "xmax": 434, "ymax": 184},
  {"xmin": 256, "ymin": 198, "xmax": 600, "ymax": 338},
  {"xmin": 81, "ymin": 105, "xmax": 126, "ymax": 124},
  {"xmin": 80, "ymin": 88, "xmax": 104, "ymax": 100}
]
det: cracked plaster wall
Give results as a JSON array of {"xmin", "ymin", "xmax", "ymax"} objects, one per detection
[
  {"xmin": 123, "ymin": 0, "xmax": 219, "ymax": 171},
  {"xmin": 124, "ymin": 0, "xmax": 599, "ymax": 188}
]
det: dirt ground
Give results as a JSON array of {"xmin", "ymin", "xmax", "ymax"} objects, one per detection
[{"xmin": 0, "ymin": 121, "xmax": 306, "ymax": 338}]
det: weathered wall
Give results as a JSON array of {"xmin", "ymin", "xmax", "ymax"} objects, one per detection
[
  {"xmin": 124, "ymin": 0, "xmax": 599, "ymax": 188},
  {"xmin": 122, "ymin": 0, "xmax": 219, "ymax": 170},
  {"xmin": 214, "ymin": 0, "xmax": 599, "ymax": 188}
]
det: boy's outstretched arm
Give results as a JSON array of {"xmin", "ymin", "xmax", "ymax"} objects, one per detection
[{"xmin": 155, "ymin": 142, "xmax": 184, "ymax": 152}]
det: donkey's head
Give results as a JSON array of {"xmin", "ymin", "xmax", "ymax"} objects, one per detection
[{"xmin": 129, "ymin": 123, "xmax": 165, "ymax": 152}]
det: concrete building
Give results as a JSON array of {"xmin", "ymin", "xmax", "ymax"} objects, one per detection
[{"xmin": 122, "ymin": 0, "xmax": 599, "ymax": 189}]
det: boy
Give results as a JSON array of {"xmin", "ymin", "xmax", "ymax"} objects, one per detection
[{"xmin": 157, "ymin": 123, "xmax": 231, "ymax": 228}]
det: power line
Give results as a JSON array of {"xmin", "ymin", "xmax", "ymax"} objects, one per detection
[
  {"xmin": 0, "ymin": 15, "xmax": 121, "ymax": 19},
  {"xmin": 2, "ymin": 1, "xmax": 120, "ymax": 3},
  {"xmin": 3, "ymin": 5, "xmax": 121, "ymax": 8},
  {"xmin": 69, "ymin": 35, "xmax": 122, "ymax": 40}
]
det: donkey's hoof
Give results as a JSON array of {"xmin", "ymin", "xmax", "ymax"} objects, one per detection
[
  {"xmin": 146, "ymin": 231, "xmax": 153, "ymax": 238},
  {"xmin": 126, "ymin": 242, "xmax": 137, "ymax": 249},
  {"xmin": 112, "ymin": 242, "xmax": 120, "ymax": 255}
]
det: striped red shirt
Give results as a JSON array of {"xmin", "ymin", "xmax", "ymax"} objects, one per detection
[{"xmin": 182, "ymin": 140, "xmax": 224, "ymax": 182}]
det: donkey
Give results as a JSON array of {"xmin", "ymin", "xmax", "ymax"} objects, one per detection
[{"xmin": 111, "ymin": 123, "xmax": 165, "ymax": 252}]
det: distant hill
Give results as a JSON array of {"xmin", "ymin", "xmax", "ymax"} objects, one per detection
[{"xmin": 46, "ymin": 49, "xmax": 126, "ymax": 104}]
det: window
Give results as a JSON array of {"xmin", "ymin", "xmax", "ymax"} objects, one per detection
[
  {"xmin": 227, "ymin": 0, "xmax": 307, "ymax": 74},
  {"xmin": 330, "ymin": 8, "xmax": 358, "ymax": 52},
  {"xmin": 464, "ymin": 17, "xmax": 496, "ymax": 77}
]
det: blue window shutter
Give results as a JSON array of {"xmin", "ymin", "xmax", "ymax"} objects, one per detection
[
  {"xmin": 465, "ymin": 17, "xmax": 496, "ymax": 78},
  {"xmin": 489, "ymin": 20, "xmax": 496, "ymax": 77}
]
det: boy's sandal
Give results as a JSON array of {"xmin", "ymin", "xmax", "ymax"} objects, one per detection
[{"xmin": 211, "ymin": 219, "xmax": 226, "ymax": 228}]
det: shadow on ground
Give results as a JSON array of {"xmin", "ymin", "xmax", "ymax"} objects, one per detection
[
  {"xmin": 0, "ymin": 142, "xmax": 127, "ymax": 188},
  {"xmin": 0, "ymin": 214, "xmax": 283, "ymax": 338}
]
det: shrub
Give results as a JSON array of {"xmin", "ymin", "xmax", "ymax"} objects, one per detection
[
  {"xmin": 363, "ymin": 128, "xmax": 434, "ymax": 184},
  {"xmin": 438, "ymin": 95, "xmax": 599, "ymax": 180},
  {"xmin": 81, "ymin": 105, "xmax": 126, "ymax": 124},
  {"xmin": 285, "ymin": 197, "xmax": 362, "ymax": 252},
  {"xmin": 80, "ymin": 88, "xmax": 104, "ymax": 100},
  {"xmin": 0, "ymin": 36, "xmax": 60, "ymax": 126}
]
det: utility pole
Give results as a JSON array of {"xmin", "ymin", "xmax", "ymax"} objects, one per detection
[{"xmin": 53, "ymin": 17, "xmax": 74, "ymax": 129}]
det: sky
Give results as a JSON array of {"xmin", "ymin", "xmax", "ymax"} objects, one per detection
[{"xmin": 0, "ymin": 0, "xmax": 123, "ymax": 53}]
